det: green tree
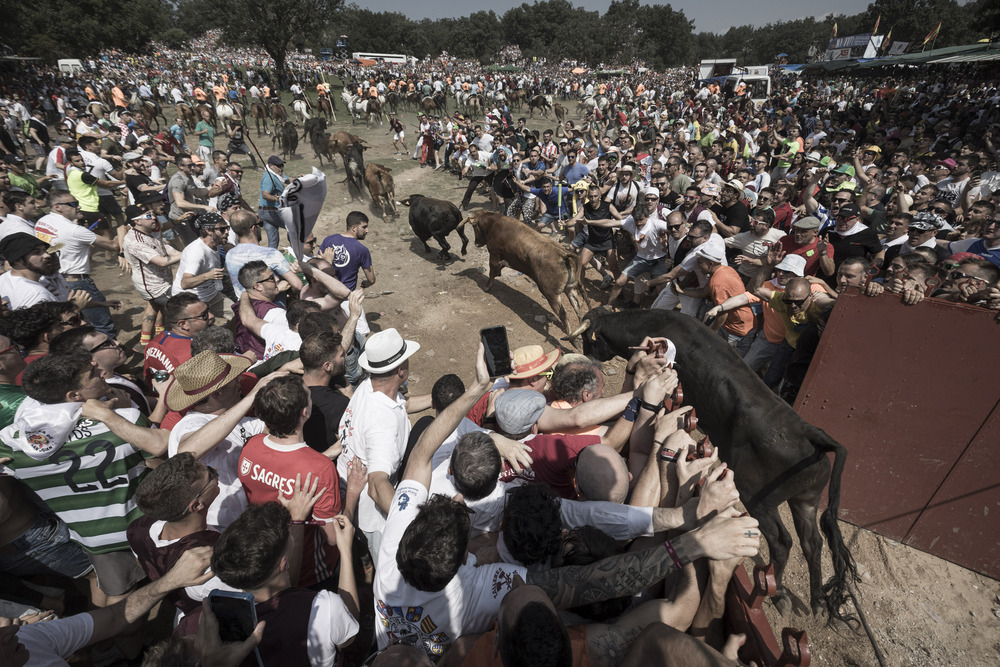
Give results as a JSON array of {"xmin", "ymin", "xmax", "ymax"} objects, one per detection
[{"xmin": 213, "ymin": 0, "xmax": 340, "ymax": 83}]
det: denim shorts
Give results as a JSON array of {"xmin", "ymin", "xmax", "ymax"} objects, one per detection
[
  {"xmin": 623, "ymin": 255, "xmax": 669, "ymax": 278},
  {"xmin": 0, "ymin": 513, "xmax": 93, "ymax": 579}
]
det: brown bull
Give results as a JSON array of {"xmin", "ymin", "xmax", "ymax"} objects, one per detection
[
  {"xmin": 553, "ymin": 103, "xmax": 567, "ymax": 124},
  {"xmin": 364, "ymin": 163, "xmax": 397, "ymax": 219},
  {"xmin": 468, "ymin": 211, "xmax": 589, "ymax": 333},
  {"xmin": 328, "ymin": 130, "xmax": 368, "ymax": 160}
]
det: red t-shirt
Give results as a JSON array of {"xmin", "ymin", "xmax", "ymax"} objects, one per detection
[
  {"xmin": 773, "ymin": 202, "xmax": 794, "ymax": 234},
  {"xmin": 143, "ymin": 331, "xmax": 192, "ymax": 383},
  {"xmin": 499, "ymin": 433, "xmax": 601, "ymax": 500},
  {"xmin": 15, "ymin": 353, "xmax": 47, "ymax": 386},
  {"xmin": 238, "ymin": 434, "xmax": 343, "ymax": 587},
  {"xmin": 779, "ymin": 235, "xmax": 833, "ymax": 277}
]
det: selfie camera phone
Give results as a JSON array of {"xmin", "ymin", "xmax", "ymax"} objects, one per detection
[{"xmin": 481, "ymin": 326, "xmax": 513, "ymax": 378}]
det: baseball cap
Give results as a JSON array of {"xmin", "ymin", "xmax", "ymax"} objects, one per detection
[
  {"xmin": 122, "ymin": 152, "xmax": 142, "ymax": 162},
  {"xmin": 934, "ymin": 158, "xmax": 957, "ymax": 170},
  {"xmin": 494, "ymin": 389, "xmax": 547, "ymax": 436},
  {"xmin": 3, "ymin": 154, "xmax": 24, "ymax": 165},
  {"xmin": 837, "ymin": 203, "xmax": 862, "ymax": 219},
  {"xmin": 0, "ymin": 232, "xmax": 49, "ymax": 264},
  {"xmin": 909, "ymin": 211, "xmax": 945, "ymax": 232},
  {"xmin": 833, "ymin": 164, "xmax": 855, "ymax": 176}
]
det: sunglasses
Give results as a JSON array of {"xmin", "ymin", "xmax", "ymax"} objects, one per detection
[
  {"xmin": 782, "ymin": 296, "xmax": 809, "ymax": 306},
  {"xmin": 256, "ymin": 275, "xmax": 277, "ymax": 285},
  {"xmin": 683, "ymin": 195, "xmax": 698, "ymax": 200},
  {"xmin": 61, "ymin": 315, "xmax": 83, "ymax": 327},
  {"xmin": 180, "ymin": 309, "xmax": 212, "ymax": 322},
  {"xmin": 950, "ymin": 270, "xmax": 985, "ymax": 282},
  {"xmin": 89, "ymin": 338, "xmax": 120, "ymax": 353},
  {"xmin": 929, "ymin": 207, "xmax": 948, "ymax": 215},
  {"xmin": 56, "ymin": 201, "xmax": 80, "ymax": 208},
  {"xmin": 667, "ymin": 224, "xmax": 685, "ymax": 231}
]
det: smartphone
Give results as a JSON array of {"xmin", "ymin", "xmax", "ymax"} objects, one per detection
[
  {"xmin": 480, "ymin": 326, "xmax": 512, "ymax": 378},
  {"xmin": 209, "ymin": 590, "xmax": 258, "ymax": 643}
]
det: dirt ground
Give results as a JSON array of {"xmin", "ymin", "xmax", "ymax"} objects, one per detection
[{"xmin": 95, "ymin": 93, "xmax": 1000, "ymax": 666}]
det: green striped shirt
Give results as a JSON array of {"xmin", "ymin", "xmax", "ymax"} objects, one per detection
[{"xmin": 0, "ymin": 408, "xmax": 150, "ymax": 555}]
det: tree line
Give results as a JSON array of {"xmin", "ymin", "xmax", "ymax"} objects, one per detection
[{"xmin": 3, "ymin": 0, "xmax": 998, "ymax": 71}]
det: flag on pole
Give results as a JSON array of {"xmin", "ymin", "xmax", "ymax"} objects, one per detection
[
  {"xmin": 873, "ymin": 14, "xmax": 881, "ymax": 35},
  {"xmin": 832, "ymin": 22, "xmax": 838, "ymax": 38},
  {"xmin": 882, "ymin": 28, "xmax": 893, "ymax": 53},
  {"xmin": 923, "ymin": 21, "xmax": 941, "ymax": 46}
]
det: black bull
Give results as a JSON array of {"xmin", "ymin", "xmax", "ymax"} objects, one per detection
[{"xmin": 569, "ymin": 308, "xmax": 856, "ymax": 620}]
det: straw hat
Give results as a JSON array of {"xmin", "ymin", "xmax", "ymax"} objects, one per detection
[
  {"xmin": 165, "ymin": 351, "xmax": 251, "ymax": 412},
  {"xmin": 508, "ymin": 345, "xmax": 561, "ymax": 380}
]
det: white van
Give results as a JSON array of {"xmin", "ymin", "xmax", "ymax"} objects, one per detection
[{"xmin": 57, "ymin": 59, "xmax": 84, "ymax": 75}]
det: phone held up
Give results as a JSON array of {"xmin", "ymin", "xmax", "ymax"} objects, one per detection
[
  {"xmin": 480, "ymin": 326, "xmax": 513, "ymax": 378},
  {"xmin": 209, "ymin": 590, "xmax": 264, "ymax": 666}
]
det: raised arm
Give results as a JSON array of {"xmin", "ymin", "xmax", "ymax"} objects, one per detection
[{"xmin": 402, "ymin": 343, "xmax": 491, "ymax": 489}]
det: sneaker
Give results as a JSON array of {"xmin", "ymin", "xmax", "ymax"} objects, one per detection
[{"xmin": 600, "ymin": 274, "xmax": 614, "ymax": 290}]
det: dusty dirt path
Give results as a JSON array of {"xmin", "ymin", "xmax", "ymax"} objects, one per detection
[{"xmin": 95, "ymin": 95, "xmax": 1000, "ymax": 666}]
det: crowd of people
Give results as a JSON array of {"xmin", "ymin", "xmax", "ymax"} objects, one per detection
[{"xmin": 0, "ymin": 32, "xmax": 997, "ymax": 667}]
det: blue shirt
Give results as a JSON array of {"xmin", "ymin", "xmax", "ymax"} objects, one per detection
[
  {"xmin": 319, "ymin": 234, "xmax": 372, "ymax": 290},
  {"xmin": 224, "ymin": 243, "xmax": 294, "ymax": 297},
  {"xmin": 561, "ymin": 162, "xmax": 590, "ymax": 185},
  {"xmin": 530, "ymin": 186, "xmax": 572, "ymax": 218},
  {"xmin": 258, "ymin": 168, "xmax": 289, "ymax": 209}
]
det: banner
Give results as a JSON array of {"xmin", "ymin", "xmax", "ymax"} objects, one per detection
[
  {"xmin": 888, "ymin": 41, "xmax": 909, "ymax": 55},
  {"xmin": 827, "ymin": 33, "xmax": 872, "ymax": 50},
  {"xmin": 279, "ymin": 167, "xmax": 327, "ymax": 261},
  {"xmin": 824, "ymin": 34, "xmax": 883, "ymax": 61}
]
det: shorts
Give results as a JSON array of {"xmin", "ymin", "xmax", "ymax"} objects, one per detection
[
  {"xmin": 80, "ymin": 210, "xmax": 109, "ymax": 231},
  {"xmin": 98, "ymin": 193, "xmax": 123, "ymax": 216},
  {"xmin": 0, "ymin": 513, "xmax": 93, "ymax": 578},
  {"xmin": 88, "ymin": 549, "xmax": 146, "ymax": 596},
  {"xmin": 149, "ymin": 292, "xmax": 171, "ymax": 308},
  {"xmin": 623, "ymin": 255, "xmax": 669, "ymax": 278},
  {"xmin": 30, "ymin": 142, "xmax": 46, "ymax": 158},
  {"xmin": 394, "ymin": 131, "xmax": 404, "ymax": 141},
  {"xmin": 583, "ymin": 237, "xmax": 615, "ymax": 253}
]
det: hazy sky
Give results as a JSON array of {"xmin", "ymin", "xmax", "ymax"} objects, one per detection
[{"xmin": 353, "ymin": 0, "xmax": 875, "ymax": 35}]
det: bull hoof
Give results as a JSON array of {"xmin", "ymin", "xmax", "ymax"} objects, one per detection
[
  {"xmin": 812, "ymin": 601, "xmax": 829, "ymax": 622},
  {"xmin": 772, "ymin": 593, "xmax": 791, "ymax": 616}
]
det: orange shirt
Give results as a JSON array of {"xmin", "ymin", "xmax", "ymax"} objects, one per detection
[
  {"xmin": 112, "ymin": 87, "xmax": 126, "ymax": 107},
  {"xmin": 213, "ymin": 86, "xmax": 226, "ymax": 101},
  {"xmin": 262, "ymin": 86, "xmax": 270, "ymax": 98},
  {"xmin": 85, "ymin": 86, "xmax": 96, "ymax": 101},
  {"xmin": 193, "ymin": 87, "xmax": 207, "ymax": 101},
  {"xmin": 316, "ymin": 84, "xmax": 326, "ymax": 96},
  {"xmin": 369, "ymin": 86, "xmax": 378, "ymax": 98},
  {"xmin": 710, "ymin": 266, "xmax": 755, "ymax": 336}
]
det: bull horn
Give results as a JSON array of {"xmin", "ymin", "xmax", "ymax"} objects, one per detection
[{"xmin": 562, "ymin": 318, "xmax": 590, "ymax": 340}]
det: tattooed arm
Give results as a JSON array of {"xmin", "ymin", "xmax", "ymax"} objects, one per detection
[{"xmin": 526, "ymin": 511, "xmax": 760, "ymax": 609}]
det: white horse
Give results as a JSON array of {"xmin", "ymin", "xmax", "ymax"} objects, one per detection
[
  {"xmin": 292, "ymin": 99, "xmax": 311, "ymax": 123},
  {"xmin": 216, "ymin": 101, "xmax": 236, "ymax": 128},
  {"xmin": 340, "ymin": 91, "xmax": 370, "ymax": 125}
]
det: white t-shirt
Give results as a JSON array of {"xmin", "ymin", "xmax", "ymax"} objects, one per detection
[
  {"xmin": 374, "ymin": 481, "xmax": 526, "ymax": 655},
  {"xmin": 680, "ymin": 234, "xmax": 728, "ymax": 288},
  {"xmin": 624, "ymin": 214, "xmax": 669, "ymax": 260},
  {"xmin": 0, "ymin": 214, "xmax": 35, "ymax": 242},
  {"xmin": 173, "ymin": 238, "xmax": 221, "ymax": 302},
  {"xmin": 259, "ymin": 313, "xmax": 302, "ymax": 361},
  {"xmin": 725, "ymin": 228, "xmax": 787, "ymax": 278},
  {"xmin": 0, "ymin": 272, "xmax": 59, "ymax": 310},
  {"xmin": 34, "ymin": 212, "xmax": 97, "ymax": 275},
  {"xmin": 336, "ymin": 379, "xmax": 409, "ymax": 533},
  {"xmin": 80, "ymin": 149, "xmax": 116, "ymax": 196},
  {"xmin": 168, "ymin": 412, "xmax": 265, "ymax": 529}
]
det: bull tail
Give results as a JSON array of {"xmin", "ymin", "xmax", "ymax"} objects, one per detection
[
  {"xmin": 813, "ymin": 427, "xmax": 860, "ymax": 623},
  {"xmin": 561, "ymin": 252, "xmax": 580, "ymax": 294}
]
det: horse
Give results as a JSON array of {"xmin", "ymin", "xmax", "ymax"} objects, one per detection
[
  {"xmin": 553, "ymin": 103, "xmax": 567, "ymax": 125},
  {"xmin": 86, "ymin": 99, "xmax": 107, "ymax": 120},
  {"xmin": 137, "ymin": 100, "xmax": 169, "ymax": 132},
  {"xmin": 405, "ymin": 91, "xmax": 421, "ymax": 112},
  {"xmin": 270, "ymin": 101, "xmax": 287, "ymax": 126},
  {"xmin": 433, "ymin": 91, "xmax": 447, "ymax": 113},
  {"xmin": 466, "ymin": 93, "xmax": 482, "ymax": 119},
  {"xmin": 508, "ymin": 89, "xmax": 526, "ymax": 111},
  {"xmin": 176, "ymin": 103, "xmax": 197, "ymax": 130},
  {"xmin": 250, "ymin": 101, "xmax": 270, "ymax": 135},
  {"xmin": 292, "ymin": 98, "xmax": 311, "ymax": 123},
  {"xmin": 528, "ymin": 94, "xmax": 553, "ymax": 119},
  {"xmin": 317, "ymin": 96, "xmax": 336, "ymax": 122},
  {"xmin": 420, "ymin": 96, "xmax": 438, "ymax": 117},
  {"xmin": 216, "ymin": 101, "xmax": 236, "ymax": 129},
  {"xmin": 386, "ymin": 91, "xmax": 399, "ymax": 114}
]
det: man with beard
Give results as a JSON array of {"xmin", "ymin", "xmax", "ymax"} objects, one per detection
[
  {"xmin": 826, "ymin": 203, "xmax": 882, "ymax": 281},
  {"xmin": 0, "ymin": 233, "xmax": 89, "ymax": 311},
  {"xmin": 301, "ymin": 331, "xmax": 350, "ymax": 457}
]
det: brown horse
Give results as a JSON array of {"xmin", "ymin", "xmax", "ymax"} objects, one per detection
[
  {"xmin": 420, "ymin": 96, "xmax": 437, "ymax": 117},
  {"xmin": 138, "ymin": 100, "xmax": 168, "ymax": 132},
  {"xmin": 553, "ymin": 103, "xmax": 567, "ymax": 124},
  {"xmin": 270, "ymin": 102, "xmax": 287, "ymax": 126},
  {"xmin": 176, "ymin": 103, "xmax": 197, "ymax": 130},
  {"xmin": 367, "ymin": 98, "xmax": 384, "ymax": 126},
  {"xmin": 509, "ymin": 89, "xmax": 526, "ymax": 110},
  {"xmin": 250, "ymin": 101, "xmax": 269, "ymax": 135},
  {"xmin": 317, "ymin": 96, "xmax": 336, "ymax": 122}
]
